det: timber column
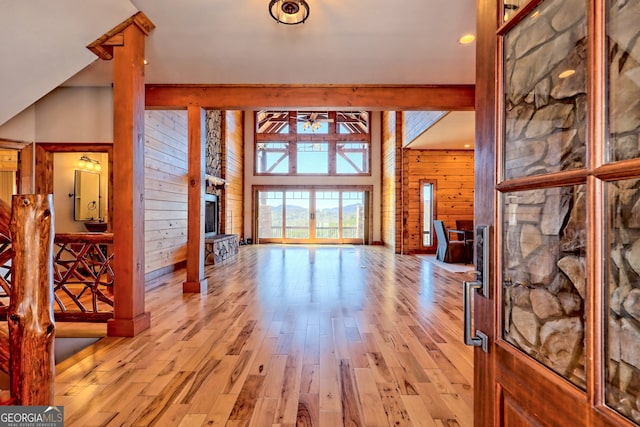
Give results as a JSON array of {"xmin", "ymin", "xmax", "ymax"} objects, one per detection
[
  {"xmin": 104, "ymin": 14, "xmax": 155, "ymax": 336},
  {"xmin": 183, "ymin": 106, "xmax": 208, "ymax": 293}
]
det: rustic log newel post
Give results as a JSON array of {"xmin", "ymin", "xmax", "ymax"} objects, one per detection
[{"xmin": 8, "ymin": 194, "xmax": 55, "ymax": 405}]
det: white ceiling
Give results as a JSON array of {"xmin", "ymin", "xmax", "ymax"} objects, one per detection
[
  {"xmin": 2, "ymin": 0, "xmax": 477, "ymax": 147},
  {"xmin": 65, "ymin": 0, "xmax": 477, "ymax": 86},
  {"xmin": 406, "ymin": 111, "xmax": 476, "ymax": 150}
]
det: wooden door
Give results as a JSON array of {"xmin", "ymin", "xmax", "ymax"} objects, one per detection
[{"xmin": 473, "ymin": 0, "xmax": 640, "ymax": 426}]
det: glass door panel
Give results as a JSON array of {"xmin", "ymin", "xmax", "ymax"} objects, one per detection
[
  {"xmin": 606, "ymin": 178, "xmax": 640, "ymax": 422},
  {"xmin": 257, "ymin": 191, "xmax": 283, "ymax": 240},
  {"xmin": 342, "ymin": 191, "xmax": 364, "ymax": 242},
  {"xmin": 315, "ymin": 191, "xmax": 340, "ymax": 240},
  {"xmin": 285, "ymin": 191, "xmax": 310, "ymax": 240},
  {"xmin": 502, "ymin": 186, "xmax": 587, "ymax": 389}
]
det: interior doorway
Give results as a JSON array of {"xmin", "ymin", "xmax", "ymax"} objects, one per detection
[{"xmin": 254, "ymin": 186, "xmax": 371, "ymax": 244}]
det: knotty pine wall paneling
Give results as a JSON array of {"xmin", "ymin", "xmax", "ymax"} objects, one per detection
[
  {"xmin": 402, "ymin": 149, "xmax": 474, "ymax": 254},
  {"xmin": 222, "ymin": 111, "xmax": 244, "ymax": 237},
  {"xmin": 144, "ymin": 110, "xmax": 189, "ymax": 277},
  {"xmin": 381, "ymin": 111, "xmax": 396, "ymax": 250}
]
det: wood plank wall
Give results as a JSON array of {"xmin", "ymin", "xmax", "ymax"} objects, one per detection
[
  {"xmin": 222, "ymin": 111, "xmax": 244, "ymax": 237},
  {"xmin": 144, "ymin": 110, "xmax": 189, "ymax": 276},
  {"xmin": 381, "ymin": 112, "xmax": 396, "ymax": 250},
  {"xmin": 402, "ymin": 149, "xmax": 474, "ymax": 254}
]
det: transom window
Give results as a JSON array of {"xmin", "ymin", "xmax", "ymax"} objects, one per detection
[{"xmin": 255, "ymin": 111, "xmax": 371, "ymax": 176}]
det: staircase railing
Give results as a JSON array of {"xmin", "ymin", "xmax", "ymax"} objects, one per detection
[{"xmin": 0, "ymin": 234, "xmax": 114, "ymax": 321}]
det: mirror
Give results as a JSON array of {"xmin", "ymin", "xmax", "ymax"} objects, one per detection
[{"xmin": 74, "ymin": 170, "xmax": 101, "ymax": 220}]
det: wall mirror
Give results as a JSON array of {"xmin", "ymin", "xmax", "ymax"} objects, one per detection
[{"xmin": 74, "ymin": 170, "xmax": 101, "ymax": 220}]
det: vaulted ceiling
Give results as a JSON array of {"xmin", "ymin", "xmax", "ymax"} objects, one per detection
[{"xmin": 1, "ymin": 1, "xmax": 477, "ymax": 145}]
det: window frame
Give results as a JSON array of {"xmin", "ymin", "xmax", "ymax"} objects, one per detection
[{"xmin": 254, "ymin": 111, "xmax": 371, "ymax": 176}]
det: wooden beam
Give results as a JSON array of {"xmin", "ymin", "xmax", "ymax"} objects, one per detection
[
  {"xmin": 183, "ymin": 106, "xmax": 208, "ymax": 293},
  {"xmin": 145, "ymin": 85, "xmax": 475, "ymax": 111},
  {"xmin": 108, "ymin": 22, "xmax": 151, "ymax": 337},
  {"xmin": 87, "ymin": 12, "xmax": 155, "ymax": 60}
]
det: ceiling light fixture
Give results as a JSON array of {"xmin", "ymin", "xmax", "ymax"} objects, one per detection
[
  {"xmin": 458, "ymin": 34, "xmax": 476, "ymax": 45},
  {"xmin": 78, "ymin": 155, "xmax": 102, "ymax": 172},
  {"xmin": 269, "ymin": 0, "xmax": 310, "ymax": 25}
]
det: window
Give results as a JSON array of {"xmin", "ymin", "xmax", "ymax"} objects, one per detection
[
  {"xmin": 296, "ymin": 143, "xmax": 329, "ymax": 174},
  {"xmin": 256, "ymin": 142, "xmax": 289, "ymax": 174},
  {"xmin": 255, "ymin": 111, "xmax": 371, "ymax": 176}
]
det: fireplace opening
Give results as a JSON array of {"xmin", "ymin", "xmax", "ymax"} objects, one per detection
[{"xmin": 205, "ymin": 193, "xmax": 219, "ymax": 236}]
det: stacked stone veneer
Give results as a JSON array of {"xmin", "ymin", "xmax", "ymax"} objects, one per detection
[
  {"xmin": 205, "ymin": 234, "xmax": 239, "ymax": 265},
  {"xmin": 503, "ymin": 186, "xmax": 586, "ymax": 389},
  {"xmin": 608, "ymin": 0, "xmax": 640, "ymax": 162},
  {"xmin": 206, "ymin": 110, "xmax": 222, "ymax": 179},
  {"xmin": 607, "ymin": 179, "xmax": 640, "ymax": 422},
  {"xmin": 503, "ymin": 0, "xmax": 586, "ymax": 180}
]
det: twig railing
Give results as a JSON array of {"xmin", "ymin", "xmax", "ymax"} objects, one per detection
[{"xmin": 0, "ymin": 232, "xmax": 114, "ymax": 322}]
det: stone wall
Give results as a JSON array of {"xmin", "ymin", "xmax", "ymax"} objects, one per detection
[
  {"xmin": 503, "ymin": 0, "xmax": 586, "ymax": 180},
  {"xmin": 608, "ymin": 0, "xmax": 640, "ymax": 161},
  {"xmin": 605, "ymin": 0, "xmax": 640, "ymax": 422},
  {"xmin": 206, "ymin": 110, "xmax": 222, "ymax": 179},
  {"xmin": 607, "ymin": 178, "xmax": 640, "ymax": 422},
  {"xmin": 503, "ymin": 186, "xmax": 586, "ymax": 389}
]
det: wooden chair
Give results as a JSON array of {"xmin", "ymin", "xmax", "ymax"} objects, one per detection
[{"xmin": 433, "ymin": 220, "xmax": 467, "ymax": 263}]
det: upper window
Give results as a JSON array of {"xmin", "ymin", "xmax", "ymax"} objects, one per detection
[{"xmin": 255, "ymin": 111, "xmax": 371, "ymax": 176}]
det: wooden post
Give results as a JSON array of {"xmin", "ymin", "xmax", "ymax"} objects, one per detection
[
  {"xmin": 184, "ymin": 106, "xmax": 208, "ymax": 293},
  {"xmin": 8, "ymin": 194, "xmax": 55, "ymax": 405},
  {"xmin": 108, "ymin": 22, "xmax": 151, "ymax": 336}
]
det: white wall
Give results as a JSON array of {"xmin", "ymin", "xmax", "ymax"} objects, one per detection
[
  {"xmin": 35, "ymin": 87, "xmax": 114, "ymax": 142},
  {"xmin": 243, "ymin": 111, "xmax": 382, "ymax": 243},
  {"xmin": 0, "ymin": 87, "xmax": 113, "ymax": 143},
  {"xmin": 0, "ymin": 106, "xmax": 36, "ymax": 141}
]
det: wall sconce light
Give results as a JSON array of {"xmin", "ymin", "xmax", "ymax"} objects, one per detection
[{"xmin": 78, "ymin": 155, "xmax": 102, "ymax": 172}]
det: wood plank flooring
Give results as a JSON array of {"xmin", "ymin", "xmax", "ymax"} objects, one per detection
[{"xmin": 54, "ymin": 245, "xmax": 474, "ymax": 426}]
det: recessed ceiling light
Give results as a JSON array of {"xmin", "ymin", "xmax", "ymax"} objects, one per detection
[
  {"xmin": 464, "ymin": 144, "xmax": 471, "ymax": 148},
  {"xmin": 559, "ymin": 69, "xmax": 576, "ymax": 79},
  {"xmin": 143, "ymin": 59, "xmax": 148, "ymax": 65},
  {"xmin": 458, "ymin": 34, "xmax": 475, "ymax": 45}
]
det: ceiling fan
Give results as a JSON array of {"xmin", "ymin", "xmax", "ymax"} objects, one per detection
[{"xmin": 297, "ymin": 112, "xmax": 333, "ymax": 131}]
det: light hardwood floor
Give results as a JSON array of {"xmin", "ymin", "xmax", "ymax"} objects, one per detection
[{"xmin": 54, "ymin": 245, "xmax": 474, "ymax": 426}]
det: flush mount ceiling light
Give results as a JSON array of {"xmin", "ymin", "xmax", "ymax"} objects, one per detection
[{"xmin": 269, "ymin": 0, "xmax": 310, "ymax": 25}]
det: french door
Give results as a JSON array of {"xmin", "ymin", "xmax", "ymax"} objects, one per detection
[
  {"xmin": 473, "ymin": 0, "xmax": 640, "ymax": 426},
  {"xmin": 255, "ymin": 186, "xmax": 370, "ymax": 244}
]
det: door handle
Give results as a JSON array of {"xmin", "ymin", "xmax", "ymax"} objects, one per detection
[
  {"xmin": 462, "ymin": 224, "xmax": 490, "ymax": 353},
  {"xmin": 463, "ymin": 280, "xmax": 488, "ymax": 352}
]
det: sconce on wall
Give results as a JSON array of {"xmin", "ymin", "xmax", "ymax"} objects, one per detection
[{"xmin": 77, "ymin": 155, "xmax": 102, "ymax": 172}]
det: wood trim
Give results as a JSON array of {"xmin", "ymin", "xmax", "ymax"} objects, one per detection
[
  {"xmin": 474, "ymin": 0, "xmax": 499, "ymax": 426},
  {"xmin": 145, "ymin": 85, "xmax": 476, "ymax": 111},
  {"xmin": 496, "ymin": 169, "xmax": 588, "ymax": 192},
  {"xmin": 35, "ymin": 143, "xmax": 113, "ymax": 225},
  {"xmin": 87, "ymin": 12, "xmax": 155, "ymax": 60},
  {"xmin": 0, "ymin": 138, "xmax": 32, "ymax": 150}
]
